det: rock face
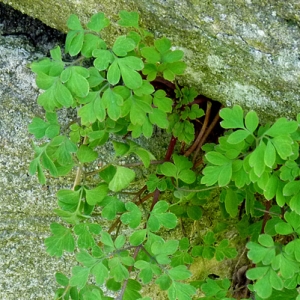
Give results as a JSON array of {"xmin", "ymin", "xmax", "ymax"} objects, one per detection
[{"xmin": 1, "ymin": 0, "xmax": 300, "ymax": 120}]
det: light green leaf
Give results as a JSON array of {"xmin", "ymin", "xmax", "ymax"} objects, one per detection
[
  {"xmin": 227, "ymin": 129, "xmax": 250, "ymax": 144},
  {"xmin": 258, "ymin": 234, "xmax": 274, "ymax": 248},
  {"xmin": 121, "ymin": 202, "xmax": 142, "ymax": 229},
  {"xmin": 155, "ymin": 37, "xmax": 171, "ymax": 54},
  {"xmin": 249, "ymin": 141, "xmax": 266, "ymax": 177},
  {"xmin": 220, "ymin": 105, "xmax": 245, "ymax": 129},
  {"xmin": 130, "ymin": 229, "xmax": 147, "ymax": 246},
  {"xmin": 77, "ymin": 145, "xmax": 98, "ymax": 163},
  {"xmin": 102, "ymin": 88, "xmax": 123, "ymax": 121},
  {"xmin": 85, "ymin": 184, "xmax": 108, "ymax": 205},
  {"xmin": 118, "ymin": 56, "xmax": 143, "ymax": 89},
  {"xmin": 264, "ymin": 139, "xmax": 276, "ymax": 168},
  {"xmin": 44, "ymin": 223, "xmax": 75, "ymax": 257},
  {"xmin": 109, "ymin": 166, "xmax": 135, "ymax": 192},
  {"xmin": 87, "ymin": 12, "xmax": 110, "ymax": 32},
  {"xmin": 113, "ymin": 36, "xmax": 136, "ymax": 56},
  {"xmin": 272, "ymin": 135, "xmax": 294, "ymax": 159},
  {"xmin": 91, "ymin": 262, "xmax": 109, "ymax": 285},
  {"xmin": 275, "ymin": 222, "xmax": 293, "ymax": 235},
  {"xmin": 265, "ymin": 118, "xmax": 298, "ymax": 137},
  {"xmin": 101, "ymin": 196, "xmax": 126, "ymax": 220},
  {"xmin": 245, "ymin": 110, "xmax": 259, "ymax": 133},
  {"xmin": 69, "ymin": 266, "xmax": 89, "ymax": 289},
  {"xmin": 107, "ymin": 60, "xmax": 121, "ymax": 85},
  {"xmin": 264, "ymin": 175, "xmax": 278, "ymax": 200},
  {"xmin": 118, "ymin": 10, "xmax": 139, "ymax": 28},
  {"xmin": 290, "ymin": 193, "xmax": 300, "ymax": 215},
  {"xmin": 205, "ymin": 152, "xmax": 231, "ymax": 165},
  {"xmin": 168, "ymin": 265, "xmax": 191, "ymax": 280},
  {"xmin": 67, "ymin": 14, "xmax": 82, "ymax": 30}
]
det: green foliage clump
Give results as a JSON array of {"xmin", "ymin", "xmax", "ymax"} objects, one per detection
[{"xmin": 28, "ymin": 10, "xmax": 300, "ymax": 300}]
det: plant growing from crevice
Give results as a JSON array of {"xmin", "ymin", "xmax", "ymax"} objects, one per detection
[{"xmin": 28, "ymin": 10, "xmax": 300, "ymax": 300}]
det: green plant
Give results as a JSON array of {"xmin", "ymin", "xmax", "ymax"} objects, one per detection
[{"xmin": 28, "ymin": 10, "xmax": 300, "ymax": 300}]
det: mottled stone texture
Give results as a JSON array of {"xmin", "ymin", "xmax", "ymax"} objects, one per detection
[{"xmin": 1, "ymin": 0, "xmax": 300, "ymax": 120}]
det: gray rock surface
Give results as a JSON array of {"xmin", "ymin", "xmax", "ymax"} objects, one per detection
[
  {"xmin": 0, "ymin": 5, "xmax": 72, "ymax": 299},
  {"xmin": 1, "ymin": 0, "xmax": 300, "ymax": 121}
]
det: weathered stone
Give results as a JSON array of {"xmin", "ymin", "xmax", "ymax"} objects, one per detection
[{"xmin": 1, "ymin": 0, "xmax": 300, "ymax": 121}]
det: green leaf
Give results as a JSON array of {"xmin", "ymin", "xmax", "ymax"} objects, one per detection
[
  {"xmin": 44, "ymin": 223, "xmax": 75, "ymax": 257},
  {"xmin": 201, "ymin": 164, "xmax": 232, "ymax": 187},
  {"xmin": 272, "ymin": 135, "xmax": 294, "ymax": 159},
  {"xmin": 118, "ymin": 56, "xmax": 143, "ymax": 89},
  {"xmin": 258, "ymin": 234, "xmax": 274, "ymax": 248},
  {"xmin": 93, "ymin": 49, "xmax": 114, "ymax": 70},
  {"xmin": 155, "ymin": 37, "xmax": 171, "ymax": 54},
  {"xmin": 91, "ymin": 262, "xmax": 109, "ymax": 285},
  {"xmin": 264, "ymin": 175, "xmax": 279, "ymax": 200},
  {"xmin": 118, "ymin": 10, "xmax": 139, "ymax": 28},
  {"xmin": 265, "ymin": 118, "xmax": 298, "ymax": 137},
  {"xmin": 149, "ymin": 108, "xmax": 169, "ymax": 129},
  {"xmin": 249, "ymin": 141, "xmax": 266, "ymax": 177},
  {"xmin": 67, "ymin": 14, "xmax": 82, "ymax": 30},
  {"xmin": 130, "ymin": 229, "xmax": 147, "ymax": 246},
  {"xmin": 57, "ymin": 189, "xmax": 80, "ymax": 212},
  {"xmin": 220, "ymin": 105, "xmax": 245, "ymax": 129},
  {"xmin": 246, "ymin": 238, "xmax": 275, "ymax": 265},
  {"xmin": 227, "ymin": 129, "xmax": 250, "ymax": 144},
  {"xmin": 101, "ymin": 196, "xmax": 126, "ymax": 220},
  {"xmin": 168, "ymin": 281, "xmax": 197, "ymax": 300},
  {"xmin": 113, "ymin": 36, "xmax": 136, "ymax": 56},
  {"xmin": 107, "ymin": 60, "xmax": 121, "ymax": 85},
  {"xmin": 283, "ymin": 181, "xmax": 300, "ymax": 196},
  {"xmin": 264, "ymin": 139, "xmax": 276, "ymax": 168},
  {"xmin": 224, "ymin": 188, "xmax": 242, "ymax": 217},
  {"xmin": 108, "ymin": 257, "xmax": 129, "ymax": 282},
  {"xmin": 123, "ymin": 279, "xmax": 142, "ymax": 300},
  {"xmin": 290, "ymin": 193, "xmax": 300, "ymax": 215},
  {"xmin": 155, "ymin": 274, "xmax": 172, "ymax": 290},
  {"xmin": 275, "ymin": 221, "xmax": 293, "ymax": 235},
  {"xmin": 77, "ymin": 145, "xmax": 98, "ymax": 163},
  {"xmin": 87, "ymin": 12, "xmax": 110, "ymax": 32},
  {"xmin": 205, "ymin": 152, "xmax": 231, "ymax": 165},
  {"xmin": 102, "ymin": 88, "xmax": 123, "ymax": 120},
  {"xmin": 187, "ymin": 206, "xmax": 202, "ymax": 220},
  {"xmin": 141, "ymin": 47, "xmax": 161, "ymax": 64},
  {"xmin": 74, "ymin": 224, "xmax": 99, "ymax": 249},
  {"xmin": 28, "ymin": 117, "xmax": 51, "ymax": 139},
  {"xmin": 55, "ymin": 272, "xmax": 69, "ymax": 286},
  {"xmin": 109, "ymin": 166, "xmax": 135, "ymax": 192},
  {"xmin": 168, "ymin": 265, "xmax": 191, "ymax": 280},
  {"xmin": 62, "ymin": 67, "xmax": 89, "ymax": 98},
  {"xmin": 245, "ymin": 110, "xmax": 259, "ymax": 133},
  {"xmin": 69, "ymin": 266, "xmax": 89, "ymax": 289},
  {"xmin": 66, "ymin": 30, "xmax": 84, "ymax": 56},
  {"xmin": 101, "ymin": 231, "xmax": 114, "ymax": 248},
  {"xmin": 85, "ymin": 184, "xmax": 108, "ymax": 205},
  {"xmin": 160, "ymin": 162, "xmax": 177, "ymax": 177},
  {"xmin": 121, "ymin": 202, "xmax": 142, "ymax": 229}
]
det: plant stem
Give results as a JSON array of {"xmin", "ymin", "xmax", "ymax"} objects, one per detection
[{"xmin": 184, "ymin": 101, "xmax": 212, "ymax": 157}]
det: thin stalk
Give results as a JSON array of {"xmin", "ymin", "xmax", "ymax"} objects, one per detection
[{"xmin": 184, "ymin": 101, "xmax": 212, "ymax": 157}]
